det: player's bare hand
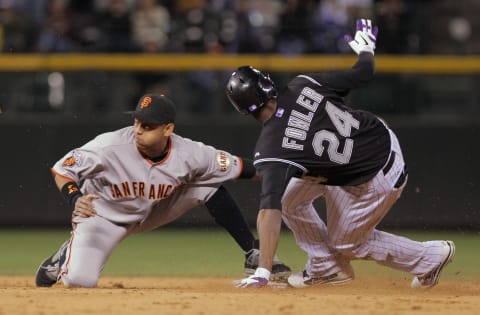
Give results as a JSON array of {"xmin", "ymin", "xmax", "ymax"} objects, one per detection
[{"xmin": 73, "ymin": 194, "xmax": 100, "ymax": 217}]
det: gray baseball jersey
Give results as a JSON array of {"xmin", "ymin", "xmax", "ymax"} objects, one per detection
[
  {"xmin": 52, "ymin": 126, "xmax": 243, "ymax": 225},
  {"xmin": 52, "ymin": 126, "xmax": 245, "ymax": 287}
]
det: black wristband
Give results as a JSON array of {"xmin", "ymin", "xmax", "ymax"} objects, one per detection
[
  {"xmin": 239, "ymin": 158, "xmax": 256, "ymax": 179},
  {"xmin": 60, "ymin": 182, "xmax": 83, "ymax": 206}
]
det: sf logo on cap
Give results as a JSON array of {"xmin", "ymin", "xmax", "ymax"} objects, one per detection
[{"xmin": 140, "ymin": 96, "xmax": 152, "ymax": 109}]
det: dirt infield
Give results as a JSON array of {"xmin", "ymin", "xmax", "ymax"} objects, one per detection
[{"xmin": 0, "ymin": 276, "xmax": 478, "ymax": 315}]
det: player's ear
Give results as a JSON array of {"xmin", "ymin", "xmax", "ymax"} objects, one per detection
[{"xmin": 164, "ymin": 123, "xmax": 174, "ymax": 136}]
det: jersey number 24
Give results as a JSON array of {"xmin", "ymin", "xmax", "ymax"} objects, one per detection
[{"xmin": 313, "ymin": 102, "xmax": 360, "ymax": 164}]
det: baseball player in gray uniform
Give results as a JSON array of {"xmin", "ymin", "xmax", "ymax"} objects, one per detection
[
  {"xmin": 35, "ymin": 93, "xmax": 290, "ymax": 287},
  {"xmin": 228, "ymin": 19, "xmax": 455, "ymax": 288}
]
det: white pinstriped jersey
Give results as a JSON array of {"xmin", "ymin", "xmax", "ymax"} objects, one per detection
[{"xmin": 51, "ymin": 126, "xmax": 243, "ymax": 224}]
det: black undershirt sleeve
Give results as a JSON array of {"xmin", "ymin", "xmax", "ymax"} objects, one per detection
[
  {"xmin": 256, "ymin": 162, "xmax": 303, "ymax": 210},
  {"xmin": 309, "ymin": 52, "xmax": 375, "ymax": 93},
  {"xmin": 205, "ymin": 185, "xmax": 256, "ymax": 252},
  {"xmin": 238, "ymin": 158, "xmax": 257, "ymax": 179}
]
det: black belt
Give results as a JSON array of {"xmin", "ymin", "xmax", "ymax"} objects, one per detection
[{"xmin": 382, "ymin": 151, "xmax": 408, "ymax": 188}]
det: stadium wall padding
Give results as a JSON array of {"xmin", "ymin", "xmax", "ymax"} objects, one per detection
[{"xmin": 0, "ymin": 120, "xmax": 478, "ymax": 229}]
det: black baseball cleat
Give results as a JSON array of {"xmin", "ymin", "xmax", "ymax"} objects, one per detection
[
  {"xmin": 244, "ymin": 248, "xmax": 291, "ymax": 282},
  {"xmin": 287, "ymin": 269, "xmax": 354, "ymax": 288},
  {"xmin": 35, "ymin": 240, "xmax": 69, "ymax": 287}
]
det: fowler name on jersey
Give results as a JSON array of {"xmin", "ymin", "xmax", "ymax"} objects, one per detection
[{"xmin": 282, "ymin": 86, "xmax": 322, "ymax": 151}]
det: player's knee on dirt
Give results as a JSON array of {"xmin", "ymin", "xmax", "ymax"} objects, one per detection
[{"xmin": 62, "ymin": 273, "xmax": 99, "ymax": 288}]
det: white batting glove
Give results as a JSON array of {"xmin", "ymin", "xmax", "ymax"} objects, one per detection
[
  {"xmin": 234, "ymin": 267, "xmax": 270, "ymax": 288},
  {"xmin": 344, "ymin": 18, "xmax": 379, "ymax": 55}
]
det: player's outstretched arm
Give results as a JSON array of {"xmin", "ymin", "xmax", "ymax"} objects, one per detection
[
  {"xmin": 234, "ymin": 208, "xmax": 282, "ymax": 288},
  {"xmin": 303, "ymin": 18, "xmax": 378, "ymax": 92}
]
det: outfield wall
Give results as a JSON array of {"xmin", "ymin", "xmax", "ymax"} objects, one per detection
[{"xmin": 0, "ymin": 119, "xmax": 478, "ymax": 229}]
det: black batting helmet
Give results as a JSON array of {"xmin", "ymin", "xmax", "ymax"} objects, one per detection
[{"xmin": 226, "ymin": 66, "xmax": 277, "ymax": 115}]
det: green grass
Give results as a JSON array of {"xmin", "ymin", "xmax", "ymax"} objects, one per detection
[{"xmin": 0, "ymin": 228, "xmax": 478, "ymax": 280}]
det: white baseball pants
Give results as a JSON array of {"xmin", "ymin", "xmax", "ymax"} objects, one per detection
[{"xmin": 281, "ymin": 129, "xmax": 447, "ymax": 278}]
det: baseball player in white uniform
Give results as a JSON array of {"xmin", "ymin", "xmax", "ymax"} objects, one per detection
[
  {"xmin": 227, "ymin": 19, "xmax": 455, "ymax": 288},
  {"xmin": 35, "ymin": 93, "xmax": 290, "ymax": 287}
]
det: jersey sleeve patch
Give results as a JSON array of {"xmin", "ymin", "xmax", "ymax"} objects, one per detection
[
  {"xmin": 62, "ymin": 151, "xmax": 83, "ymax": 168},
  {"xmin": 215, "ymin": 151, "xmax": 232, "ymax": 172}
]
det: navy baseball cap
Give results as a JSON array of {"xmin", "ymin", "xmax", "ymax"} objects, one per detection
[{"xmin": 128, "ymin": 93, "xmax": 176, "ymax": 124}]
